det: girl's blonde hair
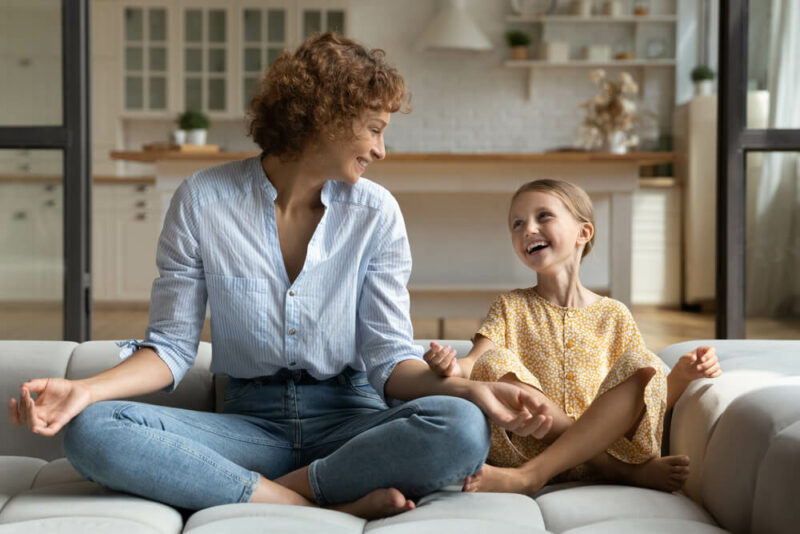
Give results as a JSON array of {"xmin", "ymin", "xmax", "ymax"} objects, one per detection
[{"xmin": 511, "ymin": 179, "xmax": 595, "ymax": 258}]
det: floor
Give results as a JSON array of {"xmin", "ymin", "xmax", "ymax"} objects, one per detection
[{"xmin": 2, "ymin": 303, "xmax": 799, "ymax": 354}]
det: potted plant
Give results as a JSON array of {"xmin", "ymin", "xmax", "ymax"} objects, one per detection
[
  {"xmin": 576, "ymin": 69, "xmax": 640, "ymax": 154},
  {"xmin": 691, "ymin": 65, "xmax": 715, "ymax": 96},
  {"xmin": 177, "ymin": 110, "xmax": 211, "ymax": 145},
  {"xmin": 505, "ymin": 30, "xmax": 531, "ymax": 60}
]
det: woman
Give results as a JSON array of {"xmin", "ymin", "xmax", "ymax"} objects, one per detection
[{"xmin": 7, "ymin": 33, "xmax": 546, "ymax": 519}]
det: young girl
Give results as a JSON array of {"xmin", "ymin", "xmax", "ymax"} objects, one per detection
[{"xmin": 425, "ymin": 179, "xmax": 721, "ymax": 495}]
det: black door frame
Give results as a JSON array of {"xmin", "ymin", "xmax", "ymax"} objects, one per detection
[
  {"xmin": 717, "ymin": 0, "xmax": 800, "ymax": 338},
  {"xmin": 0, "ymin": 0, "xmax": 91, "ymax": 341}
]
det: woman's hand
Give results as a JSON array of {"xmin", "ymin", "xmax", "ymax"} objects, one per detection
[
  {"xmin": 468, "ymin": 381, "xmax": 553, "ymax": 439},
  {"xmin": 7, "ymin": 378, "xmax": 92, "ymax": 437},
  {"xmin": 423, "ymin": 342, "xmax": 463, "ymax": 378}
]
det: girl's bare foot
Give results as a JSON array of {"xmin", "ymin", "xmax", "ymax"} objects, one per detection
[
  {"xmin": 628, "ymin": 455, "xmax": 690, "ymax": 492},
  {"xmin": 332, "ymin": 488, "xmax": 415, "ymax": 519},
  {"xmin": 462, "ymin": 464, "xmax": 545, "ymax": 495}
]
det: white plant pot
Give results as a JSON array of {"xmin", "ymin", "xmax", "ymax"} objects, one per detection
[
  {"xmin": 186, "ymin": 129, "xmax": 207, "ymax": 145},
  {"xmin": 606, "ymin": 131, "xmax": 628, "ymax": 154},
  {"xmin": 172, "ymin": 129, "xmax": 187, "ymax": 145},
  {"xmin": 694, "ymin": 80, "xmax": 714, "ymax": 96}
]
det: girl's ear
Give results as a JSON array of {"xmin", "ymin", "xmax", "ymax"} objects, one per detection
[{"xmin": 577, "ymin": 221, "xmax": 594, "ymax": 246}]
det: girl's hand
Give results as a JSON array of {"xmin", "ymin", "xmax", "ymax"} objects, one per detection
[
  {"xmin": 675, "ymin": 346, "xmax": 722, "ymax": 382},
  {"xmin": 469, "ymin": 381, "xmax": 553, "ymax": 439},
  {"xmin": 423, "ymin": 342, "xmax": 463, "ymax": 378},
  {"xmin": 7, "ymin": 378, "xmax": 92, "ymax": 437}
]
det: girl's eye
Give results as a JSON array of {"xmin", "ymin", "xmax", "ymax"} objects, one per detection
[
  {"xmin": 511, "ymin": 220, "xmax": 523, "ymax": 229},
  {"xmin": 538, "ymin": 212, "xmax": 552, "ymax": 220}
]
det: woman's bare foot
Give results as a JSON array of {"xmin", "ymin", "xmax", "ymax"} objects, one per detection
[
  {"xmin": 628, "ymin": 455, "xmax": 690, "ymax": 492},
  {"xmin": 462, "ymin": 464, "xmax": 545, "ymax": 495},
  {"xmin": 332, "ymin": 488, "xmax": 415, "ymax": 519}
]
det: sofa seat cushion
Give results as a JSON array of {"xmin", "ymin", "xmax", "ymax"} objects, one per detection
[
  {"xmin": 184, "ymin": 503, "xmax": 366, "ymax": 534},
  {"xmin": 0, "ymin": 457, "xmax": 46, "ymax": 510},
  {"xmin": 751, "ymin": 420, "xmax": 800, "ymax": 534},
  {"xmin": 560, "ymin": 518, "xmax": 729, "ymax": 533},
  {"xmin": 0, "ymin": 517, "xmax": 164, "ymax": 534},
  {"xmin": 0, "ymin": 481, "xmax": 182, "ymax": 534},
  {"xmin": 534, "ymin": 484, "xmax": 716, "ymax": 534},
  {"xmin": 365, "ymin": 491, "xmax": 546, "ymax": 533}
]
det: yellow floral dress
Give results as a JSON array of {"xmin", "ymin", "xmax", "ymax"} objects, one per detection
[{"xmin": 471, "ymin": 288, "xmax": 667, "ymax": 478}]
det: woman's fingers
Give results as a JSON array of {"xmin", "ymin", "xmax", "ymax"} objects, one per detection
[{"xmin": 7, "ymin": 396, "xmax": 24, "ymax": 426}]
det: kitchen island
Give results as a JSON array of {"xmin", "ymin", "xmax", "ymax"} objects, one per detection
[{"xmin": 111, "ymin": 150, "xmax": 676, "ymax": 322}]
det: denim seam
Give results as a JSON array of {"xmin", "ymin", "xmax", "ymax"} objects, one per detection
[
  {"xmin": 237, "ymin": 470, "xmax": 260, "ymax": 503},
  {"xmin": 311, "ymin": 406, "xmax": 419, "ymax": 448},
  {"xmin": 307, "ymin": 459, "xmax": 328, "ymax": 505},
  {"xmin": 111, "ymin": 411, "xmax": 257, "ymax": 489},
  {"xmin": 114, "ymin": 404, "xmax": 287, "ymax": 448}
]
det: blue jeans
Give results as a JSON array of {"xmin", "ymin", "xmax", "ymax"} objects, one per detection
[{"xmin": 63, "ymin": 368, "xmax": 490, "ymax": 510}]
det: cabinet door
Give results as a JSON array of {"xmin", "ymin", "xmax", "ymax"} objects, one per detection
[
  {"xmin": 240, "ymin": 3, "xmax": 291, "ymax": 111},
  {"xmin": 123, "ymin": 5, "xmax": 169, "ymax": 112},
  {"xmin": 296, "ymin": 1, "xmax": 347, "ymax": 39},
  {"xmin": 114, "ymin": 184, "xmax": 160, "ymax": 301},
  {"xmin": 182, "ymin": 6, "xmax": 230, "ymax": 113}
]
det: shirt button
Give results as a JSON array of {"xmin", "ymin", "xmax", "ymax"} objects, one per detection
[
  {"xmin": 289, "ymin": 290, "xmax": 296, "ymax": 296},
  {"xmin": 288, "ymin": 328, "xmax": 296, "ymax": 335}
]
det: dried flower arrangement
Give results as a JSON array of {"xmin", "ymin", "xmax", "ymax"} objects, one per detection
[{"xmin": 576, "ymin": 69, "xmax": 640, "ymax": 153}]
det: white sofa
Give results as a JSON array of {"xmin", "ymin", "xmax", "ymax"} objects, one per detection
[{"xmin": 1, "ymin": 339, "xmax": 799, "ymax": 534}]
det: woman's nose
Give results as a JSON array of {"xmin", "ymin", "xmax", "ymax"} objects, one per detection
[{"xmin": 372, "ymin": 138, "xmax": 386, "ymax": 160}]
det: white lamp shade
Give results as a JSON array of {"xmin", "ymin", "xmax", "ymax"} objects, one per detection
[{"xmin": 417, "ymin": 0, "xmax": 493, "ymax": 52}]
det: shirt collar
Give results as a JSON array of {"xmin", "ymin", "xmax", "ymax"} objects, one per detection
[{"xmin": 253, "ymin": 154, "xmax": 334, "ymax": 207}]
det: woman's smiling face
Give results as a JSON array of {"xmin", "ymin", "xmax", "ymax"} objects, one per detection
[
  {"xmin": 508, "ymin": 191, "xmax": 592, "ymax": 275},
  {"xmin": 317, "ymin": 110, "xmax": 390, "ymax": 184}
]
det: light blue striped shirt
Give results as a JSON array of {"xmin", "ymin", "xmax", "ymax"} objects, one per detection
[{"xmin": 120, "ymin": 155, "xmax": 423, "ymax": 398}]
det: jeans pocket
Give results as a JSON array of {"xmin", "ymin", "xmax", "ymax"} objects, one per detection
[
  {"xmin": 224, "ymin": 378, "xmax": 256, "ymax": 403},
  {"xmin": 343, "ymin": 372, "xmax": 383, "ymax": 401}
]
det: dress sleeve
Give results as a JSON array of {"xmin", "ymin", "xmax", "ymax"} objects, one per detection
[
  {"xmin": 598, "ymin": 303, "xmax": 668, "ymax": 463},
  {"xmin": 356, "ymin": 193, "xmax": 424, "ymax": 401},
  {"xmin": 119, "ymin": 179, "xmax": 207, "ymax": 392},
  {"xmin": 471, "ymin": 294, "xmax": 543, "ymax": 391}
]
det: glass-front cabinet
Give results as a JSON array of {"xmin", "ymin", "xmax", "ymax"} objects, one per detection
[
  {"xmin": 120, "ymin": 1, "xmax": 348, "ymax": 117},
  {"xmin": 123, "ymin": 6, "xmax": 168, "ymax": 111}
]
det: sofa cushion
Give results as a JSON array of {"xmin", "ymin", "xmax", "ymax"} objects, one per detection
[
  {"xmin": 0, "ymin": 517, "xmax": 164, "ymax": 534},
  {"xmin": 0, "ymin": 457, "xmax": 46, "ymax": 511},
  {"xmin": 0, "ymin": 341, "xmax": 76, "ymax": 461},
  {"xmin": 414, "ymin": 340, "xmax": 473, "ymax": 359},
  {"xmin": 751, "ymin": 420, "xmax": 800, "ymax": 534},
  {"xmin": 560, "ymin": 518, "xmax": 728, "ymax": 533},
  {"xmin": 702, "ymin": 384, "xmax": 800, "ymax": 533},
  {"xmin": 534, "ymin": 484, "xmax": 716, "ymax": 534},
  {"xmin": 183, "ymin": 503, "xmax": 366, "ymax": 534},
  {"xmin": 66, "ymin": 341, "xmax": 215, "ymax": 412},
  {"xmin": 0, "ymin": 481, "xmax": 182, "ymax": 534},
  {"xmin": 365, "ymin": 491, "xmax": 546, "ymax": 532},
  {"xmin": 660, "ymin": 340, "xmax": 800, "ymax": 503}
]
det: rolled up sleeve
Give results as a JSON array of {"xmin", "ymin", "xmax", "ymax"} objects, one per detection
[
  {"xmin": 357, "ymin": 196, "xmax": 423, "ymax": 400},
  {"xmin": 119, "ymin": 179, "xmax": 207, "ymax": 391}
]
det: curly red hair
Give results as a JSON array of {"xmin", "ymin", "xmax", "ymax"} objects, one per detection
[{"xmin": 248, "ymin": 33, "xmax": 411, "ymax": 160}]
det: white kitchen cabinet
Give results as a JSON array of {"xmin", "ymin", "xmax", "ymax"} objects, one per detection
[{"xmin": 92, "ymin": 182, "xmax": 160, "ymax": 302}]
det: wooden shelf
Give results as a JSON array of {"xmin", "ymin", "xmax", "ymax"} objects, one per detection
[
  {"xmin": 505, "ymin": 59, "xmax": 676, "ymax": 68},
  {"xmin": 506, "ymin": 15, "xmax": 677, "ymax": 23}
]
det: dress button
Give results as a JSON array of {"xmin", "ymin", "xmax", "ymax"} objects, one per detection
[
  {"xmin": 289, "ymin": 290, "xmax": 295, "ymax": 296},
  {"xmin": 288, "ymin": 328, "xmax": 296, "ymax": 335}
]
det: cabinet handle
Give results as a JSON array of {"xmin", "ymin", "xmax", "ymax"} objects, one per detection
[
  {"xmin": 135, "ymin": 185, "xmax": 148, "ymax": 192},
  {"xmin": 44, "ymin": 184, "xmax": 56, "ymax": 192},
  {"xmin": 19, "ymin": 163, "xmax": 30, "ymax": 172},
  {"xmin": 13, "ymin": 211, "xmax": 27, "ymax": 220},
  {"xmin": 135, "ymin": 200, "xmax": 146, "ymax": 208},
  {"xmin": 44, "ymin": 199, "xmax": 56, "ymax": 207},
  {"xmin": 135, "ymin": 213, "xmax": 146, "ymax": 221}
]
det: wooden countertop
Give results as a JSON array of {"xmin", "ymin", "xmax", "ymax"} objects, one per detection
[
  {"xmin": 0, "ymin": 175, "xmax": 155, "ymax": 184},
  {"xmin": 110, "ymin": 150, "xmax": 675, "ymax": 166}
]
